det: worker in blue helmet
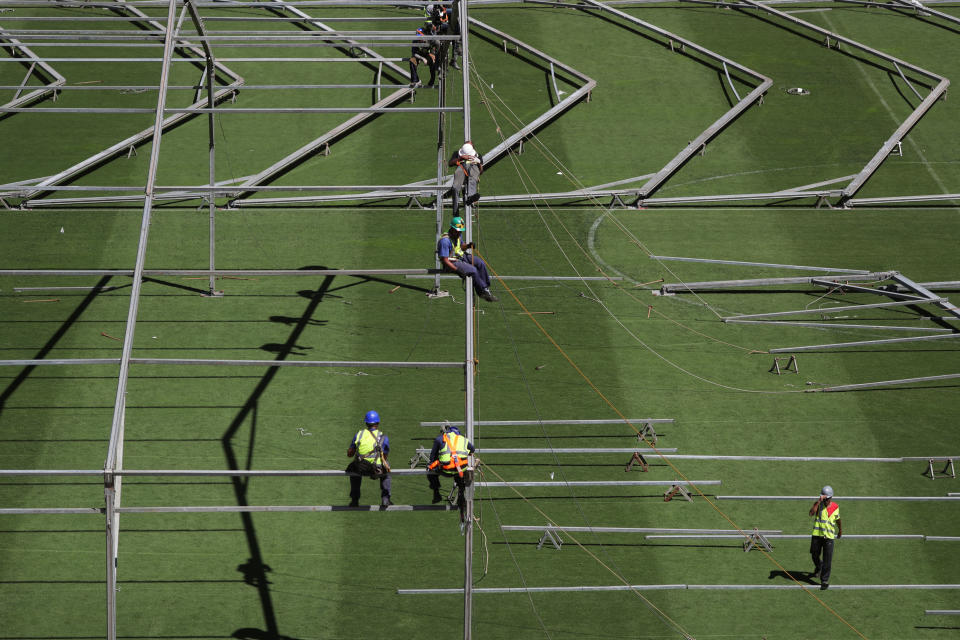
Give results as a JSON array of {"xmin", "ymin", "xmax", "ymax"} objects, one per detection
[
  {"xmin": 436, "ymin": 215, "xmax": 498, "ymax": 302},
  {"xmin": 346, "ymin": 410, "xmax": 392, "ymax": 508}
]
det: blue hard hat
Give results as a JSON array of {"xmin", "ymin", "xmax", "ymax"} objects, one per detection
[
  {"xmin": 443, "ymin": 424, "xmax": 460, "ymax": 434},
  {"xmin": 364, "ymin": 410, "xmax": 380, "ymax": 425}
]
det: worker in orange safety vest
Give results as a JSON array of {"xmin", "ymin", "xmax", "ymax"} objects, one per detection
[{"xmin": 427, "ymin": 422, "xmax": 475, "ymax": 510}]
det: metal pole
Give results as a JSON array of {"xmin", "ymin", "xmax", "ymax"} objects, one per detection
[
  {"xmin": 183, "ymin": 0, "xmax": 218, "ymax": 296},
  {"xmin": 104, "ymin": 0, "xmax": 180, "ymax": 634},
  {"xmin": 458, "ymin": 3, "xmax": 473, "ymax": 638}
]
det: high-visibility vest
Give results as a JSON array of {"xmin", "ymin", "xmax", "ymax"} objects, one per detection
[
  {"xmin": 441, "ymin": 233, "xmax": 465, "ymax": 260},
  {"xmin": 429, "ymin": 432, "xmax": 470, "ymax": 476},
  {"xmin": 353, "ymin": 428, "xmax": 385, "ymax": 465},
  {"xmin": 812, "ymin": 501, "xmax": 840, "ymax": 539}
]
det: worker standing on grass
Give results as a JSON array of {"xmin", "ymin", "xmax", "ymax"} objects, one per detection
[
  {"xmin": 809, "ymin": 485, "xmax": 841, "ymax": 590},
  {"xmin": 449, "ymin": 141, "xmax": 483, "ymax": 216},
  {"xmin": 436, "ymin": 216, "xmax": 498, "ymax": 302},
  {"xmin": 427, "ymin": 423, "xmax": 475, "ymax": 518},
  {"xmin": 346, "ymin": 410, "xmax": 392, "ymax": 508},
  {"xmin": 408, "ymin": 24, "xmax": 439, "ymax": 88}
]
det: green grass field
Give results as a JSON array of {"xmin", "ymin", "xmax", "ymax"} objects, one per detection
[{"xmin": 2, "ymin": 2, "xmax": 959, "ymax": 639}]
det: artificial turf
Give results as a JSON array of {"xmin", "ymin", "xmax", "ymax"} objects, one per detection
[{"xmin": 2, "ymin": 2, "xmax": 960, "ymax": 639}]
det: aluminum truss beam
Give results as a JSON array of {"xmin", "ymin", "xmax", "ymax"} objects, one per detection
[
  {"xmin": 477, "ymin": 448, "xmax": 675, "ymax": 454},
  {"xmin": 738, "ymin": 0, "xmax": 949, "ymax": 206},
  {"xmin": 646, "ymin": 534, "xmax": 926, "ymax": 540},
  {"xmin": 17, "ymin": 0, "xmax": 245, "ymax": 205},
  {"xmin": 813, "ymin": 373, "xmax": 960, "ymax": 393},
  {"xmin": 0, "ymin": 28, "xmax": 66, "ymax": 110},
  {"xmin": 722, "ymin": 297, "xmax": 944, "ymax": 321},
  {"xmin": 501, "ymin": 526, "xmax": 780, "ymax": 534},
  {"xmin": 421, "ymin": 419, "xmax": 674, "ymax": 427},
  {"xmin": 661, "ymin": 272, "xmax": 894, "ymax": 294},
  {"xmin": 479, "ymin": 480, "xmax": 721, "ymax": 488},
  {"xmin": 718, "ymin": 495, "xmax": 960, "ymax": 501},
  {"xmin": 577, "ymin": 0, "xmax": 771, "ymax": 204},
  {"xmin": 104, "ymin": 3, "xmax": 178, "ymax": 633},
  {"xmin": 399, "ymin": 584, "xmax": 960, "ymax": 594},
  {"xmin": 769, "ymin": 332, "xmax": 960, "ymax": 353},
  {"xmin": 651, "ymin": 256, "xmax": 870, "ymax": 274}
]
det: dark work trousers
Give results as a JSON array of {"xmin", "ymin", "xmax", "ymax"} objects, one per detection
[
  {"xmin": 428, "ymin": 469, "xmax": 467, "ymax": 509},
  {"xmin": 449, "ymin": 255, "xmax": 492, "ymax": 292},
  {"xmin": 810, "ymin": 536, "xmax": 835, "ymax": 584},
  {"xmin": 347, "ymin": 460, "xmax": 391, "ymax": 504}
]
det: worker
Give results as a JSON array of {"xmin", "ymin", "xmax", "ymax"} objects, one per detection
[
  {"xmin": 408, "ymin": 24, "xmax": 439, "ymax": 88},
  {"xmin": 436, "ymin": 216, "xmax": 498, "ymax": 302},
  {"xmin": 425, "ymin": 3, "xmax": 460, "ymax": 70},
  {"xmin": 449, "ymin": 141, "xmax": 482, "ymax": 217},
  {"xmin": 809, "ymin": 485, "xmax": 841, "ymax": 590},
  {"xmin": 427, "ymin": 422, "xmax": 476, "ymax": 514},
  {"xmin": 447, "ymin": 0, "xmax": 462, "ymax": 69},
  {"xmin": 346, "ymin": 410, "xmax": 392, "ymax": 508}
]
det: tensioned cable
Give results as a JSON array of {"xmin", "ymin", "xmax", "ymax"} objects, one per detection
[
  {"xmin": 465, "ymin": 55, "xmax": 868, "ymax": 639},
  {"xmin": 465, "ymin": 71, "xmax": 770, "ymax": 357},
  {"xmin": 477, "ymin": 257, "xmax": 868, "ymax": 639},
  {"xmin": 464, "ymin": 55, "xmax": 697, "ymax": 640}
]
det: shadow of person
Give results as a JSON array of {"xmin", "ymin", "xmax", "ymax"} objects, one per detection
[
  {"xmin": 237, "ymin": 558, "xmax": 273, "ymax": 587},
  {"xmin": 232, "ymin": 628, "xmax": 297, "ymax": 640},
  {"xmin": 769, "ymin": 569, "xmax": 816, "ymax": 584},
  {"xmin": 260, "ymin": 343, "xmax": 312, "ymax": 356}
]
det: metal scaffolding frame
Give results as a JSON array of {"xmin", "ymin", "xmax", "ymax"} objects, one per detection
[
  {"xmin": 0, "ymin": 0, "xmax": 485, "ymax": 637},
  {"xmin": 3, "ymin": 1, "xmax": 958, "ymax": 638}
]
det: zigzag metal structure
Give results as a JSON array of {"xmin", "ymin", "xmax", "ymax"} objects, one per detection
[
  {"xmin": 1, "ymin": 1, "xmax": 952, "ymax": 208},
  {"xmin": 1, "ymin": 2, "xmax": 958, "ymax": 639}
]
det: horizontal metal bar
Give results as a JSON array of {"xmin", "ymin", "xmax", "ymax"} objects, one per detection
[
  {"xmin": 660, "ymin": 455, "xmax": 903, "ymax": 462},
  {"xmin": 128, "ymin": 358, "xmax": 464, "ymax": 368},
  {"xmin": 717, "ymin": 496, "xmax": 960, "ymax": 501},
  {"xmin": 477, "ymin": 448, "xmax": 676, "ymax": 454},
  {"xmin": 0, "ymin": 469, "xmax": 428, "ymax": 477},
  {"xmin": 645, "ymin": 534, "xmax": 925, "ymax": 540},
  {"xmin": 926, "ymin": 537, "xmax": 960, "ymax": 541},
  {"xmin": 0, "ymin": 84, "xmax": 417, "ymax": 91},
  {"xmin": 901, "ymin": 456, "xmax": 960, "ymax": 461},
  {"xmin": 725, "ymin": 297, "xmax": 942, "ymax": 321},
  {"xmin": 399, "ymin": 584, "xmax": 960, "ymax": 594},
  {"xmin": 406, "ymin": 275, "xmax": 622, "ymax": 281},
  {"xmin": 500, "ymin": 526, "xmax": 781, "ymax": 534},
  {"xmin": 0, "ymin": 508, "xmax": 104, "ymax": 515},
  {"xmin": 662, "ymin": 272, "xmax": 895, "ymax": 292},
  {"xmin": 817, "ymin": 373, "xmax": 960, "ymax": 392},
  {"xmin": 479, "ymin": 480, "xmax": 720, "ymax": 488},
  {"xmin": 421, "ymin": 419, "xmax": 674, "ymax": 427},
  {"xmin": 769, "ymin": 332, "xmax": 960, "ymax": 353},
  {"xmin": 726, "ymin": 320, "xmax": 955, "ymax": 333},
  {"xmin": 0, "ymin": 359, "xmax": 121, "ymax": 367},
  {"xmin": 0, "ymin": 268, "xmax": 441, "ymax": 276},
  {"xmin": 649, "ymin": 256, "xmax": 869, "ymax": 274},
  {"xmin": 0, "ymin": 57, "xmax": 407, "ymax": 63},
  {"xmin": 926, "ymin": 610, "xmax": 960, "ymax": 615},
  {"xmin": 117, "ymin": 504, "xmax": 454, "ymax": 513},
  {"xmin": 0, "ymin": 184, "xmax": 450, "ymax": 192},
  {"xmin": 2, "ymin": 107, "xmax": 459, "ymax": 114}
]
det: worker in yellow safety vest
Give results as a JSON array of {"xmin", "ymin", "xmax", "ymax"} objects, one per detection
[
  {"xmin": 808, "ymin": 485, "xmax": 842, "ymax": 590},
  {"xmin": 427, "ymin": 423, "xmax": 475, "ymax": 509},
  {"xmin": 346, "ymin": 410, "xmax": 392, "ymax": 508}
]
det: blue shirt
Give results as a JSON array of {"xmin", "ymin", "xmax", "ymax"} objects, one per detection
[{"xmin": 437, "ymin": 235, "xmax": 455, "ymax": 260}]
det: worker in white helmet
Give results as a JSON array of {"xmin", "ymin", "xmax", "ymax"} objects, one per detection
[
  {"xmin": 808, "ymin": 485, "xmax": 842, "ymax": 590},
  {"xmin": 448, "ymin": 140, "xmax": 483, "ymax": 216}
]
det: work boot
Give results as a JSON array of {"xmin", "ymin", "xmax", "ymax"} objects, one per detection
[
  {"xmin": 432, "ymin": 491, "xmax": 443, "ymax": 504},
  {"xmin": 380, "ymin": 497, "xmax": 393, "ymax": 510},
  {"xmin": 348, "ymin": 499, "xmax": 359, "ymax": 508},
  {"xmin": 451, "ymin": 59, "xmax": 461, "ymax": 70},
  {"xmin": 479, "ymin": 288, "xmax": 498, "ymax": 302},
  {"xmin": 820, "ymin": 583, "xmax": 829, "ymax": 591}
]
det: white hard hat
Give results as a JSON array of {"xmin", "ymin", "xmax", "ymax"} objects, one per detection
[
  {"xmin": 459, "ymin": 143, "xmax": 476, "ymax": 157},
  {"xmin": 425, "ymin": 3, "xmax": 435, "ymax": 14},
  {"xmin": 821, "ymin": 485, "xmax": 834, "ymax": 498}
]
